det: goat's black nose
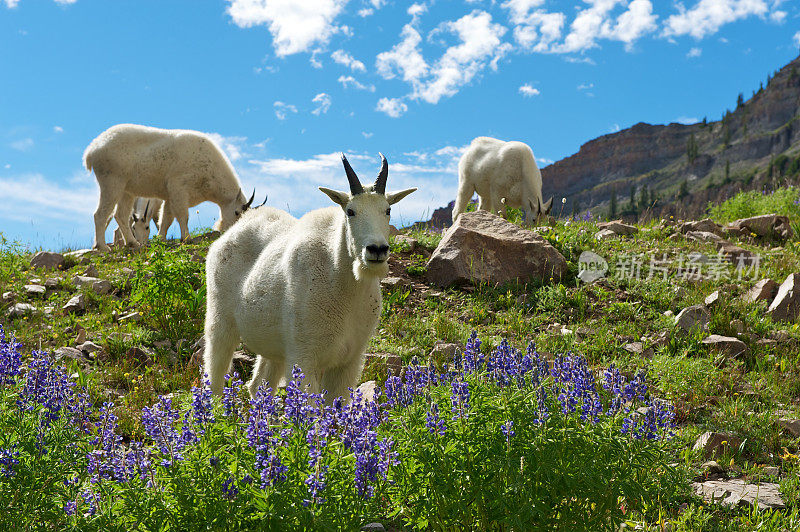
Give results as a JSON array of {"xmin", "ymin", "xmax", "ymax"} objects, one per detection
[{"xmin": 367, "ymin": 244, "xmax": 389, "ymax": 256}]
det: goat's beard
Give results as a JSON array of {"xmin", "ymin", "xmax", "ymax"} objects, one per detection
[{"xmin": 353, "ymin": 257, "xmax": 389, "ymax": 282}]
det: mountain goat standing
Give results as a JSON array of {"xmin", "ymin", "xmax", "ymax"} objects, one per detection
[
  {"xmin": 113, "ymin": 198, "xmax": 163, "ymax": 247},
  {"xmin": 453, "ymin": 136, "xmax": 553, "ymax": 224},
  {"xmin": 204, "ymin": 154, "xmax": 415, "ymax": 402},
  {"xmin": 84, "ymin": 124, "xmax": 262, "ymax": 251}
]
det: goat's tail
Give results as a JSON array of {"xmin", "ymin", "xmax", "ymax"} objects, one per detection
[{"xmin": 82, "ymin": 145, "xmax": 95, "ymax": 173}]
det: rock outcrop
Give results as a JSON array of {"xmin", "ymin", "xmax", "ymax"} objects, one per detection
[{"xmin": 425, "ymin": 211, "xmax": 568, "ymax": 287}]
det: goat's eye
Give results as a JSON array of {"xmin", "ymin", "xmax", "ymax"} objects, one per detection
[
  {"xmin": 386, "ymin": 208, "xmax": 391, "ymax": 216},
  {"xmin": 347, "ymin": 208, "xmax": 355, "ymax": 217}
]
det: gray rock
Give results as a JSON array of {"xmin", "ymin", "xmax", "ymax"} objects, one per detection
[
  {"xmin": 701, "ymin": 335, "xmax": 749, "ymax": 358},
  {"xmin": 768, "ymin": 273, "xmax": 800, "ymax": 322},
  {"xmin": 77, "ymin": 341, "xmax": 103, "ymax": 353},
  {"xmin": 380, "ymin": 276, "xmax": 408, "ymax": 289},
  {"xmin": 779, "ymin": 418, "xmax": 800, "ymax": 438},
  {"xmin": 364, "ymin": 353, "xmax": 403, "ymax": 376},
  {"xmin": 425, "ymin": 211, "xmax": 568, "ymax": 287},
  {"xmin": 594, "ymin": 228, "xmax": 617, "ymax": 240},
  {"xmin": 44, "ymin": 278, "xmax": 61, "ymax": 289},
  {"xmin": 685, "ymin": 231, "xmax": 724, "ymax": 244},
  {"xmin": 692, "ymin": 479, "xmax": 785, "ymax": 510},
  {"xmin": 693, "ymin": 431, "xmax": 742, "ymax": 458},
  {"xmin": 726, "ymin": 214, "xmax": 793, "ymax": 241},
  {"xmin": 704, "ymin": 291, "xmax": 720, "ymax": 307},
  {"xmin": 124, "ymin": 347, "xmax": 154, "ymax": 367},
  {"xmin": 701, "ymin": 460, "xmax": 725, "ymax": 475},
  {"xmin": 718, "ymin": 242, "xmax": 758, "ymax": 268},
  {"xmin": 355, "ymin": 380, "xmax": 377, "ymax": 403},
  {"xmin": 65, "ymin": 248, "xmax": 97, "ymax": 263},
  {"xmin": 597, "ymin": 220, "xmax": 638, "ymax": 236},
  {"xmin": 680, "ymin": 219, "xmax": 725, "ymax": 237},
  {"xmin": 2, "ymin": 291, "xmax": 14, "ymax": 303},
  {"xmin": 83, "ymin": 264, "xmax": 99, "ymax": 278},
  {"xmin": 744, "ymin": 279, "xmax": 779, "ymax": 303},
  {"xmin": 53, "ymin": 346, "xmax": 91, "ymax": 367},
  {"xmin": 7, "ymin": 303, "xmax": 36, "ymax": 318},
  {"xmin": 674, "ymin": 305, "xmax": 710, "ymax": 333},
  {"xmin": 360, "ymin": 523, "xmax": 386, "ymax": 532},
  {"xmin": 30, "ymin": 251, "xmax": 65, "ymax": 270},
  {"xmin": 75, "ymin": 327, "xmax": 86, "ymax": 345},
  {"xmin": 429, "ymin": 341, "xmax": 461, "ymax": 361},
  {"xmin": 62, "ymin": 294, "xmax": 86, "ymax": 314},
  {"xmin": 24, "ymin": 284, "xmax": 46, "ymax": 297}
]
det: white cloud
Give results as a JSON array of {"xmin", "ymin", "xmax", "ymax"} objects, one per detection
[
  {"xmin": 577, "ymin": 82, "xmax": 594, "ymax": 90},
  {"xmin": 362, "ymin": 131, "xmax": 373, "ymax": 138},
  {"xmin": 610, "ymin": 123, "xmax": 621, "ymax": 132},
  {"xmin": 358, "ymin": 8, "xmax": 373, "ymax": 17},
  {"xmin": 414, "ymin": 11, "xmax": 509, "ymax": 104},
  {"xmin": 687, "ymin": 46, "xmax": 702, "ymax": 57},
  {"xmin": 273, "ymin": 101, "xmax": 297, "ymax": 120},
  {"xmin": 331, "ymin": 49, "xmax": 366, "ymax": 72},
  {"xmin": 54, "ymin": 0, "xmax": 77, "ymax": 4},
  {"xmin": 794, "ymin": 31, "xmax": 800, "ymax": 47},
  {"xmin": 675, "ymin": 116, "xmax": 699, "ymax": 124},
  {"xmin": 0, "ymin": 173, "xmax": 97, "ymax": 223},
  {"xmin": 519, "ymin": 84, "xmax": 540, "ymax": 96},
  {"xmin": 10, "ymin": 138, "xmax": 33, "ymax": 151},
  {"xmin": 602, "ymin": 0, "xmax": 657, "ymax": 49},
  {"xmin": 53, "ymin": 126, "xmax": 64, "ymax": 133},
  {"xmin": 226, "ymin": 0, "xmax": 348, "ymax": 57},
  {"xmin": 3, "ymin": 0, "xmax": 20, "ymax": 7},
  {"xmin": 204, "ymin": 133, "xmax": 249, "ymax": 161},
  {"xmin": 376, "ymin": 23, "xmax": 429, "ymax": 83},
  {"xmin": 311, "ymin": 93, "xmax": 332, "ymax": 115},
  {"xmin": 770, "ymin": 10, "xmax": 786, "ymax": 23},
  {"xmin": 663, "ymin": 0, "xmax": 769, "ymax": 39},
  {"xmin": 407, "ymin": 3, "xmax": 427, "ymax": 17},
  {"xmin": 337, "ymin": 75, "xmax": 375, "ymax": 91},
  {"xmin": 376, "ymin": 97, "xmax": 408, "ymax": 117}
]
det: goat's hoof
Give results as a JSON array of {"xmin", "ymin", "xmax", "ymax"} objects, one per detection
[{"xmin": 94, "ymin": 243, "xmax": 111, "ymax": 253}]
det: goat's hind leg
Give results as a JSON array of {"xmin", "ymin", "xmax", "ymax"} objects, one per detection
[
  {"xmin": 247, "ymin": 357, "xmax": 285, "ymax": 398},
  {"xmin": 203, "ymin": 310, "xmax": 239, "ymax": 395},
  {"xmin": 114, "ymin": 192, "xmax": 139, "ymax": 248},
  {"xmin": 93, "ymin": 181, "xmax": 120, "ymax": 252},
  {"xmin": 321, "ymin": 358, "xmax": 365, "ymax": 405}
]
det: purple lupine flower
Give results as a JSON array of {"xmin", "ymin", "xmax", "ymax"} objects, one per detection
[
  {"xmin": 0, "ymin": 327, "xmax": 22, "ymax": 386},
  {"xmin": 190, "ymin": 376, "xmax": 216, "ymax": 433},
  {"xmin": 450, "ymin": 379, "xmax": 470, "ymax": 420},
  {"xmin": 63, "ymin": 500, "xmax": 77, "ymax": 516},
  {"xmin": 222, "ymin": 477, "xmax": 239, "ymax": 500},
  {"xmin": 81, "ymin": 489, "xmax": 101, "ymax": 516},
  {"xmin": 246, "ymin": 385, "xmax": 287, "ymax": 488},
  {"xmin": 304, "ymin": 411, "xmax": 333, "ymax": 504},
  {"xmin": 0, "ymin": 446, "xmax": 19, "ymax": 477},
  {"xmin": 426, "ymin": 403, "xmax": 446, "ymax": 436},
  {"xmin": 141, "ymin": 396, "xmax": 185, "ymax": 467},
  {"xmin": 222, "ymin": 373, "xmax": 244, "ymax": 421}
]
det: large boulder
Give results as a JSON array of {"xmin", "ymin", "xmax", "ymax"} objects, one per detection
[
  {"xmin": 726, "ymin": 214, "xmax": 793, "ymax": 241},
  {"xmin": 744, "ymin": 279, "xmax": 779, "ymax": 303},
  {"xmin": 692, "ymin": 480, "xmax": 785, "ymax": 510},
  {"xmin": 30, "ymin": 251, "xmax": 65, "ymax": 270},
  {"xmin": 596, "ymin": 220, "xmax": 638, "ymax": 236},
  {"xmin": 768, "ymin": 273, "xmax": 800, "ymax": 322},
  {"xmin": 701, "ymin": 334, "xmax": 749, "ymax": 358},
  {"xmin": 674, "ymin": 305, "xmax": 710, "ymax": 333},
  {"xmin": 425, "ymin": 211, "xmax": 568, "ymax": 287},
  {"xmin": 680, "ymin": 218, "xmax": 725, "ymax": 237}
]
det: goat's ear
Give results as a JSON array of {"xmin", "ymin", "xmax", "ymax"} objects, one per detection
[
  {"xmin": 386, "ymin": 188, "xmax": 417, "ymax": 205},
  {"xmin": 319, "ymin": 187, "xmax": 350, "ymax": 207},
  {"xmin": 543, "ymin": 197, "xmax": 554, "ymax": 215}
]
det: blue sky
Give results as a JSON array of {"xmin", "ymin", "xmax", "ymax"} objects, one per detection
[{"xmin": 1, "ymin": 0, "xmax": 798, "ymax": 249}]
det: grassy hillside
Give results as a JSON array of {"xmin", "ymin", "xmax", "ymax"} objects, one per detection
[{"xmin": 1, "ymin": 189, "xmax": 800, "ymax": 529}]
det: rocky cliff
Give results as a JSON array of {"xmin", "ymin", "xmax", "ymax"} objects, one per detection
[{"xmin": 426, "ymin": 53, "xmax": 800, "ymax": 226}]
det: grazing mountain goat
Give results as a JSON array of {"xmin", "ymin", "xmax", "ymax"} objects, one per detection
[
  {"xmin": 204, "ymin": 154, "xmax": 416, "ymax": 402},
  {"xmin": 84, "ymin": 124, "xmax": 262, "ymax": 251},
  {"xmin": 453, "ymin": 136, "xmax": 553, "ymax": 224},
  {"xmin": 112, "ymin": 198, "xmax": 163, "ymax": 247}
]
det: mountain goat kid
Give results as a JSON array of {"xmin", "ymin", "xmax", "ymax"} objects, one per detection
[
  {"xmin": 113, "ymin": 198, "xmax": 163, "ymax": 247},
  {"xmin": 204, "ymin": 154, "xmax": 416, "ymax": 402},
  {"xmin": 84, "ymin": 124, "xmax": 261, "ymax": 251},
  {"xmin": 453, "ymin": 136, "xmax": 553, "ymax": 224}
]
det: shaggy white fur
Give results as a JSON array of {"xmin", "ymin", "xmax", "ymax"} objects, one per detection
[
  {"xmin": 203, "ymin": 154, "xmax": 415, "ymax": 402},
  {"xmin": 453, "ymin": 136, "xmax": 553, "ymax": 224},
  {"xmin": 84, "ymin": 124, "xmax": 258, "ymax": 251}
]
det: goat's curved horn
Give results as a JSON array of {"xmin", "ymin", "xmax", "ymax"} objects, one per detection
[
  {"xmin": 143, "ymin": 200, "xmax": 150, "ymax": 220},
  {"xmin": 374, "ymin": 153, "xmax": 388, "ymax": 194},
  {"xmin": 256, "ymin": 194, "xmax": 268, "ymax": 208},
  {"xmin": 341, "ymin": 153, "xmax": 364, "ymax": 195},
  {"xmin": 245, "ymin": 189, "xmax": 256, "ymax": 208}
]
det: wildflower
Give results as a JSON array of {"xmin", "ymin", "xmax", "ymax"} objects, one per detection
[
  {"xmin": 451, "ymin": 379, "xmax": 470, "ymax": 420},
  {"xmin": 426, "ymin": 403, "xmax": 446, "ymax": 436},
  {"xmin": 222, "ymin": 373, "xmax": 244, "ymax": 420},
  {"xmin": 63, "ymin": 500, "xmax": 77, "ymax": 516},
  {"xmin": 0, "ymin": 446, "xmax": 19, "ymax": 477},
  {"xmin": 222, "ymin": 477, "xmax": 239, "ymax": 500}
]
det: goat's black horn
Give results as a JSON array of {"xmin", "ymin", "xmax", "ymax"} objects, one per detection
[
  {"xmin": 374, "ymin": 153, "xmax": 388, "ymax": 194},
  {"xmin": 256, "ymin": 194, "xmax": 268, "ymax": 208},
  {"xmin": 143, "ymin": 200, "xmax": 150, "ymax": 220},
  {"xmin": 245, "ymin": 189, "xmax": 256, "ymax": 208},
  {"xmin": 341, "ymin": 153, "xmax": 364, "ymax": 195}
]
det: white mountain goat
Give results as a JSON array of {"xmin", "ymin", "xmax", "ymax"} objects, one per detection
[
  {"xmin": 453, "ymin": 136, "xmax": 553, "ymax": 224},
  {"xmin": 204, "ymin": 154, "xmax": 416, "ymax": 401},
  {"xmin": 83, "ymin": 124, "xmax": 264, "ymax": 251},
  {"xmin": 112, "ymin": 198, "xmax": 163, "ymax": 247}
]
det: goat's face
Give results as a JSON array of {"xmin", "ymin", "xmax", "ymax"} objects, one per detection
[
  {"xmin": 218, "ymin": 190, "xmax": 267, "ymax": 231},
  {"xmin": 321, "ymin": 154, "xmax": 416, "ymax": 278},
  {"xmin": 528, "ymin": 196, "xmax": 554, "ymax": 225},
  {"xmin": 130, "ymin": 214, "xmax": 150, "ymax": 244}
]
